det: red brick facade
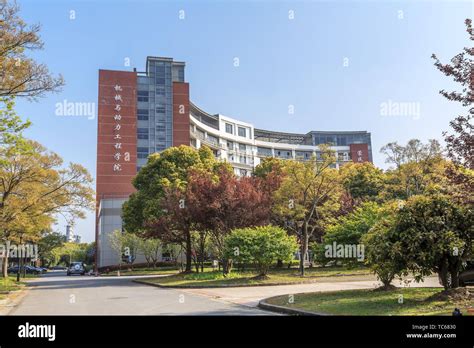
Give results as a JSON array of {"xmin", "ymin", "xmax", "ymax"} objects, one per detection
[
  {"xmin": 172, "ymin": 82, "xmax": 190, "ymax": 146},
  {"xmin": 349, "ymin": 143, "xmax": 370, "ymax": 163},
  {"xmin": 96, "ymin": 70, "xmax": 137, "ymax": 199}
]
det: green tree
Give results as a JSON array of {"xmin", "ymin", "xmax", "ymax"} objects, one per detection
[
  {"xmin": 381, "ymin": 139, "xmax": 446, "ymax": 200},
  {"xmin": 392, "ymin": 195, "xmax": 473, "ymax": 290},
  {"xmin": 273, "ymin": 146, "xmax": 342, "ymax": 276},
  {"xmin": 138, "ymin": 238, "xmax": 161, "ymax": 268},
  {"xmin": 37, "ymin": 231, "xmax": 66, "ymax": 267},
  {"xmin": 362, "ymin": 211, "xmax": 404, "ymax": 289},
  {"xmin": 121, "ymin": 232, "xmax": 141, "ymax": 269},
  {"xmin": 0, "ymin": 140, "xmax": 94, "ymax": 277},
  {"xmin": 224, "ymin": 225, "xmax": 297, "ymax": 277},
  {"xmin": 316, "ymin": 201, "xmax": 384, "ymax": 267},
  {"xmin": 108, "ymin": 230, "xmax": 124, "ymax": 272},
  {"xmin": 340, "ymin": 162, "xmax": 384, "ymax": 202}
]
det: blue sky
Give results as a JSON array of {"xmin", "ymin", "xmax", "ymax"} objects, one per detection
[{"xmin": 15, "ymin": 0, "xmax": 473, "ymax": 242}]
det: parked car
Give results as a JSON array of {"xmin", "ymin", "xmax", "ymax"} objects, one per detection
[
  {"xmin": 50, "ymin": 265, "xmax": 67, "ymax": 271},
  {"xmin": 67, "ymin": 262, "xmax": 86, "ymax": 276},
  {"xmin": 459, "ymin": 261, "xmax": 474, "ymax": 286},
  {"xmin": 8, "ymin": 265, "xmax": 42, "ymax": 275}
]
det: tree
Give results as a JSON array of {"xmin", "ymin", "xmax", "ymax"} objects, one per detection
[
  {"xmin": 381, "ymin": 139, "xmax": 445, "ymax": 200},
  {"xmin": 51, "ymin": 242, "xmax": 88, "ymax": 266},
  {"xmin": 340, "ymin": 162, "xmax": 384, "ymax": 202},
  {"xmin": 185, "ymin": 167, "xmax": 272, "ymax": 274},
  {"xmin": 0, "ymin": 0, "xmax": 64, "ymax": 99},
  {"xmin": 37, "ymin": 230, "xmax": 66, "ymax": 267},
  {"xmin": 316, "ymin": 201, "xmax": 384, "ymax": 267},
  {"xmin": 108, "ymin": 230, "xmax": 124, "ymax": 272},
  {"xmin": 224, "ymin": 225, "xmax": 297, "ymax": 277},
  {"xmin": 191, "ymin": 230, "xmax": 210, "ymax": 273},
  {"xmin": 138, "ymin": 238, "xmax": 161, "ymax": 268},
  {"xmin": 432, "ymin": 18, "xmax": 473, "ymax": 204},
  {"xmin": 0, "ymin": 97, "xmax": 30, "ymax": 148},
  {"xmin": 122, "ymin": 145, "xmax": 229, "ymax": 272},
  {"xmin": 273, "ymin": 146, "xmax": 342, "ymax": 276},
  {"xmin": 362, "ymin": 212, "xmax": 404, "ymax": 289},
  {"xmin": 392, "ymin": 195, "xmax": 473, "ymax": 290},
  {"xmin": 0, "ymin": 140, "xmax": 94, "ymax": 277}
]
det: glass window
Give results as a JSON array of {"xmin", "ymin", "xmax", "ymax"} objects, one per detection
[
  {"xmin": 137, "ymin": 109, "xmax": 149, "ymax": 121},
  {"xmin": 239, "ymin": 143, "xmax": 246, "ymax": 152},
  {"xmin": 225, "ymin": 123, "xmax": 233, "ymax": 134},
  {"xmin": 137, "ymin": 90, "xmax": 149, "ymax": 102},
  {"xmin": 137, "ymin": 128, "xmax": 149, "ymax": 139},
  {"xmin": 156, "ymin": 85, "xmax": 165, "ymax": 96},
  {"xmin": 227, "ymin": 140, "xmax": 234, "ymax": 150},
  {"xmin": 238, "ymin": 127, "xmax": 246, "ymax": 137}
]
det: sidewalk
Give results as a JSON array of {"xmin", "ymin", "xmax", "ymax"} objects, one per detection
[{"xmin": 181, "ymin": 275, "xmax": 441, "ymax": 308}]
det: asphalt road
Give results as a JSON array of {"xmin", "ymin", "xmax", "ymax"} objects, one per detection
[{"xmin": 8, "ymin": 271, "xmax": 270, "ymax": 315}]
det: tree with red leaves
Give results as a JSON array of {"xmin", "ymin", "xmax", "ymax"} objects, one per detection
[
  {"xmin": 432, "ymin": 18, "xmax": 474, "ymax": 203},
  {"xmin": 186, "ymin": 168, "xmax": 272, "ymax": 274}
]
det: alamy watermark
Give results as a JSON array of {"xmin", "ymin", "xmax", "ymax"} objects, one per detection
[
  {"xmin": 55, "ymin": 99, "xmax": 95, "ymax": 120},
  {"xmin": 324, "ymin": 242, "xmax": 365, "ymax": 262},
  {"xmin": 380, "ymin": 99, "xmax": 421, "ymax": 120},
  {"xmin": 0, "ymin": 241, "xmax": 39, "ymax": 259}
]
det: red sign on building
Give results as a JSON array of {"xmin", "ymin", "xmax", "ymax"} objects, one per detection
[
  {"xmin": 96, "ymin": 70, "xmax": 137, "ymax": 199},
  {"xmin": 349, "ymin": 143, "xmax": 369, "ymax": 163}
]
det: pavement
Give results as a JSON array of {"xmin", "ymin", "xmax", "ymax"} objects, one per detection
[
  {"xmin": 180, "ymin": 275, "xmax": 442, "ymax": 307},
  {"xmin": 3, "ymin": 271, "xmax": 442, "ymax": 315},
  {"xmin": 5, "ymin": 271, "xmax": 269, "ymax": 315}
]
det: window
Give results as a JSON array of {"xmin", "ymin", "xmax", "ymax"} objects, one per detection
[
  {"xmin": 137, "ymin": 109, "xmax": 149, "ymax": 120},
  {"xmin": 156, "ymin": 103, "xmax": 166, "ymax": 114},
  {"xmin": 239, "ymin": 143, "xmax": 246, "ymax": 152},
  {"xmin": 257, "ymin": 147, "xmax": 272, "ymax": 157},
  {"xmin": 239, "ymin": 169, "xmax": 248, "ymax": 177},
  {"xmin": 156, "ymin": 85, "xmax": 165, "ymax": 96},
  {"xmin": 239, "ymin": 156, "xmax": 246, "ymax": 164},
  {"xmin": 238, "ymin": 127, "xmax": 246, "ymax": 137},
  {"xmin": 225, "ymin": 123, "xmax": 233, "ymax": 134},
  {"xmin": 137, "ymin": 128, "xmax": 149, "ymax": 139},
  {"xmin": 227, "ymin": 141, "xmax": 234, "ymax": 150},
  {"xmin": 156, "ymin": 125, "xmax": 166, "ymax": 132},
  {"xmin": 137, "ymin": 90, "xmax": 149, "ymax": 102}
]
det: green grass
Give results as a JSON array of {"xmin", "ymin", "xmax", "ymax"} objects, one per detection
[
  {"xmin": 265, "ymin": 287, "xmax": 474, "ymax": 316},
  {"xmin": 100, "ymin": 266, "xmax": 180, "ymax": 277},
  {"xmin": 0, "ymin": 277, "xmax": 25, "ymax": 301},
  {"xmin": 139, "ymin": 265, "xmax": 372, "ymax": 288}
]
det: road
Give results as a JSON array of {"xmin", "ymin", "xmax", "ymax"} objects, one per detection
[
  {"xmin": 8, "ymin": 271, "xmax": 270, "ymax": 315},
  {"xmin": 7, "ymin": 271, "xmax": 442, "ymax": 315}
]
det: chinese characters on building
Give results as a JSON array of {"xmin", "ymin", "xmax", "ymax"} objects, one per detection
[{"xmin": 112, "ymin": 84, "xmax": 130, "ymax": 173}]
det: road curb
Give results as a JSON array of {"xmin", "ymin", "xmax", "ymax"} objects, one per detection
[
  {"xmin": 0, "ymin": 287, "xmax": 29, "ymax": 315},
  {"xmin": 258, "ymin": 296, "xmax": 332, "ymax": 316},
  {"xmin": 132, "ymin": 278, "xmax": 325, "ymax": 289}
]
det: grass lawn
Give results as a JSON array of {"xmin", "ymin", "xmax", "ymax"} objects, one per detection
[
  {"xmin": 0, "ymin": 277, "xmax": 26, "ymax": 301},
  {"xmin": 100, "ymin": 266, "xmax": 180, "ymax": 277},
  {"xmin": 139, "ymin": 265, "xmax": 372, "ymax": 288},
  {"xmin": 265, "ymin": 287, "xmax": 474, "ymax": 316}
]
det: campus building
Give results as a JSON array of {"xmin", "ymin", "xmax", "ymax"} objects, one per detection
[{"xmin": 96, "ymin": 56, "xmax": 372, "ymax": 268}]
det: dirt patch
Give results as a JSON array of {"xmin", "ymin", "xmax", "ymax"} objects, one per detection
[
  {"xmin": 425, "ymin": 287, "xmax": 473, "ymax": 302},
  {"xmin": 372, "ymin": 284, "xmax": 398, "ymax": 292}
]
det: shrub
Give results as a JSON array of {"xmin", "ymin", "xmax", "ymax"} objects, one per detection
[{"xmin": 224, "ymin": 225, "xmax": 298, "ymax": 277}]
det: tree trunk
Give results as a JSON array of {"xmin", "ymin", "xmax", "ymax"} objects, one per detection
[
  {"xmin": 185, "ymin": 231, "xmax": 192, "ymax": 273},
  {"xmin": 438, "ymin": 259, "xmax": 450, "ymax": 290},
  {"xmin": 1, "ymin": 255, "xmax": 8, "ymax": 278},
  {"xmin": 299, "ymin": 226, "xmax": 309, "ymax": 277},
  {"xmin": 276, "ymin": 259, "xmax": 283, "ymax": 268}
]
